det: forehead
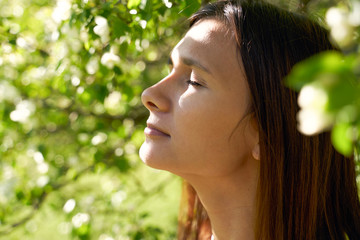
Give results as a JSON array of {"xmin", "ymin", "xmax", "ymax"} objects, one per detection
[
  {"xmin": 173, "ymin": 19, "xmax": 233, "ymax": 58},
  {"xmin": 185, "ymin": 19, "xmax": 228, "ymax": 45},
  {"xmin": 171, "ymin": 19, "xmax": 242, "ymax": 81}
]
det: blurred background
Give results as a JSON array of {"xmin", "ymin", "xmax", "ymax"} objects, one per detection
[{"xmin": 0, "ymin": 0, "xmax": 359, "ymax": 239}]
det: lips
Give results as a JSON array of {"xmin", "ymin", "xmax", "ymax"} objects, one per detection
[{"xmin": 144, "ymin": 123, "xmax": 170, "ymax": 137}]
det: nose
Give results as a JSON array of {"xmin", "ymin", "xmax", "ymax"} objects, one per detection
[{"xmin": 141, "ymin": 80, "xmax": 171, "ymax": 112}]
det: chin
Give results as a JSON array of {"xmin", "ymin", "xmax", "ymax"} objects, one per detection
[
  {"xmin": 139, "ymin": 141, "xmax": 201, "ymax": 177},
  {"xmin": 139, "ymin": 142, "xmax": 170, "ymax": 170}
]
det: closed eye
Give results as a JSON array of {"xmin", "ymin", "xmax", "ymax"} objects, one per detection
[{"xmin": 186, "ymin": 79, "xmax": 202, "ymax": 87}]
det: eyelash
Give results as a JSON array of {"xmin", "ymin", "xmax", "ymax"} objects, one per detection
[{"xmin": 186, "ymin": 79, "xmax": 202, "ymax": 87}]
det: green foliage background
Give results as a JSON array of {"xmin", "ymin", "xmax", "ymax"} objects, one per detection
[{"xmin": 0, "ymin": 0, "xmax": 358, "ymax": 239}]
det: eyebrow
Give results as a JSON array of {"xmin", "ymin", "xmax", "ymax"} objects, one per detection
[{"xmin": 168, "ymin": 55, "xmax": 212, "ymax": 75}]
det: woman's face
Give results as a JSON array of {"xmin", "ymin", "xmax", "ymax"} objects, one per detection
[{"xmin": 139, "ymin": 19, "xmax": 257, "ymax": 178}]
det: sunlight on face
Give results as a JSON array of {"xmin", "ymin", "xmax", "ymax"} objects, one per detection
[{"xmin": 140, "ymin": 19, "xmax": 257, "ymax": 178}]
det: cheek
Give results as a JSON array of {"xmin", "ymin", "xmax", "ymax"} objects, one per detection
[
  {"xmin": 172, "ymin": 94, "xmax": 249, "ymax": 174},
  {"xmin": 176, "ymin": 92, "xmax": 227, "ymax": 139},
  {"xmin": 176, "ymin": 91, "xmax": 239, "ymax": 138}
]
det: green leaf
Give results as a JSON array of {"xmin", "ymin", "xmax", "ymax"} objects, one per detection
[
  {"xmin": 286, "ymin": 51, "xmax": 346, "ymax": 91},
  {"xmin": 111, "ymin": 17, "xmax": 130, "ymax": 38},
  {"xmin": 326, "ymin": 76, "xmax": 357, "ymax": 111},
  {"xmin": 94, "ymin": 150, "xmax": 104, "ymax": 162},
  {"xmin": 92, "ymin": 84, "xmax": 108, "ymax": 102},
  {"xmin": 141, "ymin": 0, "xmax": 153, "ymax": 21},
  {"xmin": 331, "ymin": 122, "xmax": 354, "ymax": 156},
  {"xmin": 180, "ymin": 0, "xmax": 201, "ymax": 17},
  {"xmin": 116, "ymin": 157, "xmax": 131, "ymax": 172},
  {"xmin": 114, "ymin": 66, "xmax": 123, "ymax": 75},
  {"xmin": 127, "ymin": 0, "xmax": 142, "ymax": 9}
]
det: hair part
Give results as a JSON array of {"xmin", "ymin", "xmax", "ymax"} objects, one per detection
[{"xmin": 178, "ymin": 1, "xmax": 360, "ymax": 240}]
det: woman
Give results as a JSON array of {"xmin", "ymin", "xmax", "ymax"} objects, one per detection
[{"xmin": 139, "ymin": 0, "xmax": 360, "ymax": 239}]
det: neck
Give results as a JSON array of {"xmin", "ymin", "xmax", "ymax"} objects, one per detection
[
  {"xmin": 182, "ymin": 160, "xmax": 259, "ymax": 240},
  {"xmin": 209, "ymin": 204, "xmax": 255, "ymax": 240}
]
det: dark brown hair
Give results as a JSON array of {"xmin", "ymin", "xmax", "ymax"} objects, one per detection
[{"xmin": 178, "ymin": 1, "xmax": 360, "ymax": 239}]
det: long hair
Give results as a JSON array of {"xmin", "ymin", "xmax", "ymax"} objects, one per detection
[{"xmin": 178, "ymin": 1, "xmax": 360, "ymax": 239}]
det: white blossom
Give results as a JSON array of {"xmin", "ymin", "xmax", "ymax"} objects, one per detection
[
  {"xmin": 52, "ymin": 0, "xmax": 72, "ymax": 24},
  {"xmin": 163, "ymin": 0, "xmax": 173, "ymax": 8},
  {"xmin": 326, "ymin": 7, "xmax": 354, "ymax": 46},
  {"xmin": 101, "ymin": 51, "xmax": 120, "ymax": 69},
  {"xmin": 37, "ymin": 162, "xmax": 49, "ymax": 174},
  {"xmin": 37, "ymin": 175, "xmax": 50, "ymax": 187},
  {"xmin": 91, "ymin": 132, "xmax": 107, "ymax": 145},
  {"xmin": 12, "ymin": 5, "xmax": 24, "ymax": 17},
  {"xmin": 63, "ymin": 199, "xmax": 76, "ymax": 213},
  {"xmin": 72, "ymin": 213, "xmax": 90, "ymax": 228},
  {"xmin": 115, "ymin": 148, "xmax": 124, "ymax": 156},
  {"xmin": 297, "ymin": 84, "xmax": 334, "ymax": 135},
  {"xmin": 86, "ymin": 57, "xmax": 99, "ymax": 75},
  {"xmin": 139, "ymin": 20, "xmax": 147, "ymax": 29},
  {"xmin": 104, "ymin": 91, "xmax": 122, "ymax": 109},
  {"xmin": 93, "ymin": 16, "xmax": 110, "ymax": 43},
  {"xmin": 129, "ymin": 9, "xmax": 137, "ymax": 14},
  {"xmin": 298, "ymin": 84, "xmax": 328, "ymax": 109},
  {"xmin": 99, "ymin": 234, "xmax": 114, "ymax": 240},
  {"xmin": 0, "ymin": 81, "xmax": 19, "ymax": 102},
  {"xmin": 348, "ymin": 1, "xmax": 360, "ymax": 26},
  {"xmin": 10, "ymin": 100, "xmax": 35, "ymax": 123},
  {"xmin": 297, "ymin": 109, "xmax": 334, "ymax": 135},
  {"xmin": 33, "ymin": 151, "xmax": 44, "ymax": 163},
  {"xmin": 71, "ymin": 76, "xmax": 81, "ymax": 86}
]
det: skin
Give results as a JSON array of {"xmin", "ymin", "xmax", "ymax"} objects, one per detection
[{"xmin": 140, "ymin": 19, "xmax": 260, "ymax": 240}]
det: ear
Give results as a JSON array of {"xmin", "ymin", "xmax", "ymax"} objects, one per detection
[
  {"xmin": 252, "ymin": 143, "xmax": 260, "ymax": 161},
  {"xmin": 247, "ymin": 113, "xmax": 260, "ymax": 161}
]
